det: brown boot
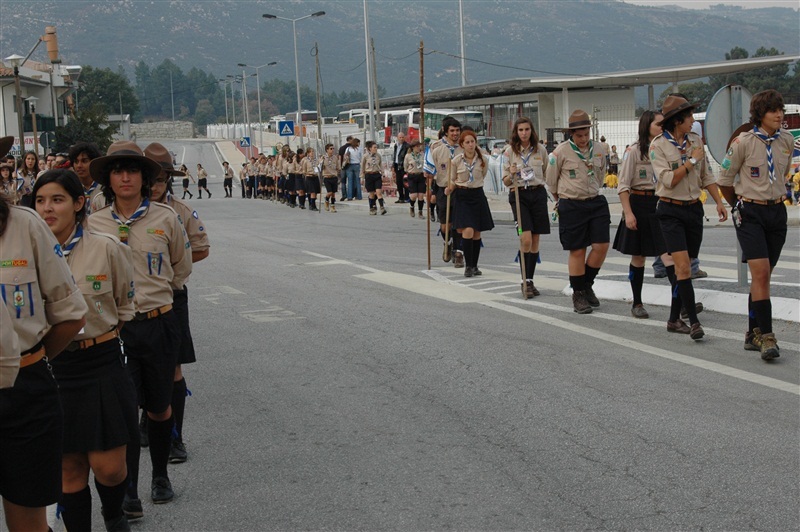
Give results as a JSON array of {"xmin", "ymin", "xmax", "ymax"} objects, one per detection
[
  {"xmin": 453, "ymin": 251, "xmax": 465, "ymax": 268},
  {"xmin": 572, "ymin": 290, "xmax": 592, "ymax": 314},
  {"xmin": 760, "ymin": 332, "xmax": 780, "ymax": 361}
]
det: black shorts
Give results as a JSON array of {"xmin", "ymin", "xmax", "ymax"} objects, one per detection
[
  {"xmin": 509, "ymin": 185, "xmax": 551, "ymax": 235},
  {"xmin": 453, "ymin": 188, "xmax": 495, "ymax": 232},
  {"xmin": 198, "ymin": 178, "xmax": 208, "ymax": 188},
  {"xmin": 223, "ymin": 177, "xmax": 233, "ymax": 188},
  {"xmin": 51, "ymin": 341, "xmax": 138, "ymax": 453},
  {"xmin": 182, "ymin": 178, "xmax": 190, "ymax": 189},
  {"xmin": 305, "ymin": 176, "xmax": 321, "ymax": 194},
  {"xmin": 407, "ymin": 174, "xmax": 427, "ymax": 194},
  {"xmin": 735, "ymin": 201, "xmax": 787, "ymax": 267},
  {"xmin": 258, "ymin": 175, "xmax": 267, "ymax": 187},
  {"xmin": 266, "ymin": 176, "xmax": 275, "ymax": 187},
  {"xmin": 173, "ymin": 287, "xmax": 196, "ymax": 365},
  {"xmin": 323, "ymin": 177, "xmax": 339, "ymax": 193},
  {"xmin": 613, "ymin": 193, "xmax": 667, "ymax": 257},
  {"xmin": 0, "ymin": 359, "xmax": 62, "ymax": 507},
  {"xmin": 120, "ymin": 310, "xmax": 180, "ymax": 414},
  {"xmin": 294, "ymin": 174, "xmax": 305, "ymax": 192},
  {"xmin": 557, "ymin": 196, "xmax": 611, "ymax": 250},
  {"xmin": 436, "ymin": 186, "xmax": 455, "ymax": 222},
  {"xmin": 278, "ymin": 176, "xmax": 286, "ymax": 189},
  {"xmin": 365, "ymin": 173, "xmax": 383, "ymax": 192},
  {"xmin": 656, "ymin": 200, "xmax": 704, "ymax": 257}
]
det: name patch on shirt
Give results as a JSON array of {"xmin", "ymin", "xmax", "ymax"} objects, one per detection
[
  {"xmin": 0, "ymin": 259, "xmax": 28, "ymax": 268},
  {"xmin": 85, "ymin": 275, "xmax": 108, "ymax": 281},
  {"xmin": 147, "ymin": 228, "xmax": 165, "ymax": 235},
  {"xmin": 750, "ymin": 167, "xmax": 760, "ymax": 178}
]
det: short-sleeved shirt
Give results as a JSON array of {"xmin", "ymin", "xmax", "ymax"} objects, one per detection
[
  {"xmin": 301, "ymin": 157, "xmax": 318, "ymax": 176},
  {"xmin": 545, "ymin": 140, "xmax": 608, "ymax": 200},
  {"xmin": 321, "ymin": 154, "xmax": 341, "ymax": 178},
  {"xmin": 718, "ymin": 128, "xmax": 794, "ymax": 201},
  {"xmin": 425, "ymin": 139, "xmax": 463, "ymax": 187},
  {"xmin": 617, "ymin": 142, "xmax": 656, "ymax": 194},
  {"xmin": 165, "ymin": 194, "xmax": 210, "ymax": 258},
  {"xmin": 404, "ymin": 151, "xmax": 425, "ymax": 174},
  {"xmin": 503, "ymin": 144, "xmax": 548, "ymax": 188},
  {"xmin": 361, "ymin": 153, "xmax": 382, "ymax": 175},
  {"xmin": 0, "ymin": 206, "xmax": 87, "ymax": 353},
  {"xmin": 650, "ymin": 132, "xmax": 714, "ymax": 201},
  {"xmin": 449, "ymin": 153, "xmax": 489, "ymax": 188}
]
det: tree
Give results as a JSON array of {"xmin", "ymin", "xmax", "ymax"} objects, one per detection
[
  {"xmin": 710, "ymin": 46, "xmax": 795, "ymax": 95},
  {"xmin": 657, "ymin": 81, "xmax": 716, "ymax": 112},
  {"xmin": 54, "ymin": 104, "xmax": 118, "ymax": 152},
  {"xmin": 78, "ymin": 65, "xmax": 140, "ymax": 117}
]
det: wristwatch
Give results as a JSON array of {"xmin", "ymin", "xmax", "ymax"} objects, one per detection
[{"xmin": 688, "ymin": 157, "xmax": 697, "ymax": 166}]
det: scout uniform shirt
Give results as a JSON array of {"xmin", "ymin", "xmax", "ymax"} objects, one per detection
[
  {"xmin": 257, "ymin": 160, "xmax": 268, "ymax": 176},
  {"xmin": 360, "ymin": 152, "xmax": 382, "ymax": 177},
  {"xmin": 617, "ymin": 142, "xmax": 656, "ymax": 194},
  {"xmin": 449, "ymin": 152, "xmax": 488, "ymax": 188},
  {"xmin": 404, "ymin": 151, "xmax": 424, "ymax": 175},
  {"xmin": 718, "ymin": 127, "xmax": 794, "ymax": 201},
  {"xmin": 88, "ymin": 201, "xmax": 191, "ymax": 313},
  {"xmin": 63, "ymin": 225, "xmax": 135, "ymax": 341},
  {"xmin": 301, "ymin": 156, "xmax": 318, "ymax": 177},
  {"xmin": 164, "ymin": 194, "xmax": 210, "ymax": 286},
  {"xmin": 0, "ymin": 303, "xmax": 21, "ymax": 388},
  {"xmin": 321, "ymin": 154, "xmax": 341, "ymax": 178},
  {"xmin": 83, "ymin": 182, "xmax": 104, "ymax": 216},
  {"xmin": 0, "ymin": 206, "xmax": 87, "ymax": 352},
  {"xmin": 545, "ymin": 139, "xmax": 608, "ymax": 199},
  {"xmin": 502, "ymin": 144, "xmax": 548, "ymax": 188},
  {"xmin": 426, "ymin": 139, "xmax": 463, "ymax": 187},
  {"xmin": 650, "ymin": 132, "xmax": 714, "ymax": 201}
]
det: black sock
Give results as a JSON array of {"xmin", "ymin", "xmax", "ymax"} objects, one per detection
[
  {"xmin": 441, "ymin": 229, "xmax": 448, "ymax": 242},
  {"xmin": 148, "ymin": 415, "xmax": 174, "ymax": 479},
  {"xmin": 524, "ymin": 252, "xmax": 536, "ymax": 280},
  {"xmin": 299, "ymin": 195, "xmax": 306, "ymax": 207},
  {"xmin": 629, "ymin": 264, "xmax": 645, "ymax": 305},
  {"xmin": 748, "ymin": 294, "xmax": 758, "ymax": 333},
  {"xmin": 530, "ymin": 252, "xmax": 539, "ymax": 278},
  {"xmin": 752, "ymin": 299, "xmax": 773, "ymax": 334},
  {"xmin": 666, "ymin": 265, "xmax": 682, "ymax": 322},
  {"xmin": 95, "ymin": 477, "xmax": 127, "ymax": 522},
  {"xmin": 172, "ymin": 377, "xmax": 187, "ymax": 440},
  {"xmin": 430, "ymin": 203, "xmax": 436, "ymax": 215},
  {"xmin": 462, "ymin": 239, "xmax": 474, "ymax": 268},
  {"xmin": 473, "ymin": 239, "xmax": 482, "ymax": 267},
  {"xmin": 125, "ymin": 434, "xmax": 140, "ymax": 499},
  {"xmin": 60, "ymin": 485, "xmax": 92, "ymax": 532},
  {"xmin": 418, "ymin": 199, "xmax": 424, "ymax": 212},
  {"xmin": 378, "ymin": 197, "xmax": 385, "ymax": 207},
  {"xmin": 570, "ymin": 274, "xmax": 586, "ymax": 292},
  {"xmin": 676, "ymin": 279, "xmax": 698, "ymax": 324},
  {"xmin": 585, "ymin": 265, "xmax": 601, "ymax": 287},
  {"xmin": 453, "ymin": 233, "xmax": 462, "ymax": 252},
  {"xmin": 331, "ymin": 197, "xmax": 336, "ymax": 205}
]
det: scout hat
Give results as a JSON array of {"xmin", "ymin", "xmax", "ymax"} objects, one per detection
[
  {"xmin": 144, "ymin": 142, "xmax": 186, "ymax": 177},
  {"xmin": 0, "ymin": 136, "xmax": 13, "ymax": 158},
  {"xmin": 89, "ymin": 140, "xmax": 162, "ymax": 186},
  {"xmin": 658, "ymin": 95, "xmax": 698, "ymax": 126},
  {"xmin": 567, "ymin": 110, "xmax": 592, "ymax": 130},
  {"xmin": 726, "ymin": 122, "xmax": 755, "ymax": 151}
]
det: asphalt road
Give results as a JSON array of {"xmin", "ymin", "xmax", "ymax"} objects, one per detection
[{"xmin": 39, "ymin": 140, "xmax": 800, "ymax": 531}]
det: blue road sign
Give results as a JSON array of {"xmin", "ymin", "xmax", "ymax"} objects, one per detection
[
  {"xmin": 240, "ymin": 136, "xmax": 251, "ymax": 148},
  {"xmin": 278, "ymin": 121, "xmax": 295, "ymax": 137}
]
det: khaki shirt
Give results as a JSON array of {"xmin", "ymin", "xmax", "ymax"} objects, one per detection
[
  {"xmin": 66, "ymin": 227, "xmax": 135, "ymax": 340},
  {"xmin": 84, "ymin": 183, "xmax": 104, "ymax": 216},
  {"xmin": 545, "ymin": 140, "xmax": 608, "ymax": 200},
  {"xmin": 617, "ymin": 142, "xmax": 656, "ymax": 194},
  {"xmin": 88, "ymin": 201, "xmax": 191, "ymax": 313},
  {"xmin": 404, "ymin": 151, "xmax": 425, "ymax": 175},
  {"xmin": 257, "ymin": 161, "xmax": 268, "ymax": 175},
  {"xmin": 301, "ymin": 157, "xmax": 318, "ymax": 176},
  {"xmin": 0, "ymin": 303, "xmax": 21, "ymax": 388},
  {"xmin": 502, "ymin": 144, "xmax": 548, "ymax": 188},
  {"xmin": 361, "ymin": 153, "xmax": 382, "ymax": 176},
  {"xmin": 197, "ymin": 168, "xmax": 208, "ymax": 180},
  {"xmin": 246, "ymin": 163, "xmax": 256, "ymax": 176},
  {"xmin": 650, "ymin": 132, "xmax": 714, "ymax": 201},
  {"xmin": 718, "ymin": 128, "xmax": 794, "ymax": 201},
  {"xmin": 2, "ymin": 179, "xmax": 20, "ymax": 205},
  {"xmin": 0, "ymin": 206, "xmax": 87, "ymax": 353},
  {"xmin": 449, "ymin": 152, "xmax": 489, "ymax": 188},
  {"xmin": 427, "ymin": 139, "xmax": 463, "ymax": 187},
  {"xmin": 321, "ymin": 154, "xmax": 341, "ymax": 177}
]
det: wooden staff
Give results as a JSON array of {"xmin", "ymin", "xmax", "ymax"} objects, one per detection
[
  {"xmin": 443, "ymin": 162, "xmax": 453, "ymax": 263},
  {"xmin": 420, "ymin": 40, "xmax": 430, "ymax": 270}
]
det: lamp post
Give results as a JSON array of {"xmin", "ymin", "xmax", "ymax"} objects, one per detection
[
  {"xmin": 226, "ymin": 75, "xmax": 238, "ymax": 139},
  {"xmin": 26, "ymin": 96, "xmax": 39, "ymax": 158},
  {"xmin": 238, "ymin": 61, "xmax": 277, "ymax": 155},
  {"xmin": 5, "ymin": 54, "xmax": 26, "ymax": 158},
  {"xmin": 218, "ymin": 79, "xmax": 230, "ymax": 139},
  {"xmin": 262, "ymin": 11, "xmax": 325, "ymax": 148}
]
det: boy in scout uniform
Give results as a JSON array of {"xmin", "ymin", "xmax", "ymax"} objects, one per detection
[
  {"xmin": 321, "ymin": 143, "xmax": 342, "ymax": 212},
  {"xmin": 68, "ymin": 141, "xmax": 104, "ymax": 214},
  {"xmin": 361, "ymin": 141, "xmax": 386, "ymax": 215},
  {"xmin": 88, "ymin": 140, "xmax": 192, "ymax": 512},
  {"xmin": 545, "ymin": 110, "xmax": 609, "ymax": 314},
  {"xmin": 718, "ymin": 89, "xmax": 793, "ymax": 361},
  {"xmin": 424, "ymin": 117, "xmax": 464, "ymax": 266},
  {"xmin": 404, "ymin": 140, "xmax": 426, "ymax": 218}
]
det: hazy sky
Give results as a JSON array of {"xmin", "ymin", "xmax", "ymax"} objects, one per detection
[{"xmin": 626, "ymin": 0, "xmax": 798, "ymax": 8}]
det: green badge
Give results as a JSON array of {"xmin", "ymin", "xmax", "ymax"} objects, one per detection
[
  {"xmin": 722, "ymin": 158, "xmax": 731, "ymax": 170},
  {"xmin": 93, "ymin": 281, "xmax": 101, "ymax": 291},
  {"xmin": 639, "ymin": 169, "xmax": 648, "ymax": 180},
  {"xmin": 548, "ymin": 154, "xmax": 556, "ymax": 166},
  {"xmin": 650, "ymin": 150, "xmax": 656, "ymax": 161},
  {"xmin": 569, "ymin": 169, "xmax": 576, "ymax": 179},
  {"xmin": 671, "ymin": 162, "xmax": 679, "ymax": 170}
]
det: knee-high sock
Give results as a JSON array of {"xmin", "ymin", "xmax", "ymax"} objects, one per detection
[
  {"xmin": 418, "ymin": 199, "xmax": 424, "ymax": 212},
  {"xmin": 748, "ymin": 294, "xmax": 759, "ymax": 333},
  {"xmin": 676, "ymin": 279, "xmax": 698, "ymax": 324},
  {"xmin": 378, "ymin": 197, "xmax": 385, "ymax": 207},
  {"xmin": 60, "ymin": 485, "xmax": 92, "ymax": 532},
  {"xmin": 629, "ymin": 264, "xmax": 645, "ymax": 306},
  {"xmin": 666, "ymin": 265, "xmax": 682, "ymax": 322},
  {"xmin": 525, "ymin": 252, "xmax": 538, "ymax": 280},
  {"xmin": 148, "ymin": 416, "xmax": 174, "ymax": 479},
  {"xmin": 585, "ymin": 265, "xmax": 600, "ymax": 287},
  {"xmin": 95, "ymin": 477, "xmax": 127, "ymax": 521},
  {"xmin": 569, "ymin": 275, "xmax": 586, "ymax": 292},
  {"xmin": 125, "ymin": 435, "xmax": 140, "ymax": 499},
  {"xmin": 453, "ymin": 232, "xmax": 462, "ymax": 252},
  {"xmin": 462, "ymin": 239, "xmax": 474, "ymax": 268},
  {"xmin": 473, "ymin": 239, "xmax": 482, "ymax": 267},
  {"xmin": 171, "ymin": 377, "xmax": 187, "ymax": 440},
  {"xmin": 752, "ymin": 299, "xmax": 773, "ymax": 335},
  {"xmin": 298, "ymin": 195, "xmax": 306, "ymax": 207}
]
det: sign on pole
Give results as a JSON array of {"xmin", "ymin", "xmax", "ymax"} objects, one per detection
[
  {"xmin": 278, "ymin": 120, "xmax": 295, "ymax": 137},
  {"xmin": 240, "ymin": 136, "xmax": 251, "ymax": 148}
]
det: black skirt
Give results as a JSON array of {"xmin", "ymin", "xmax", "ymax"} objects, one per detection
[
  {"xmin": 173, "ymin": 287, "xmax": 197, "ymax": 364},
  {"xmin": 453, "ymin": 187, "xmax": 494, "ymax": 232},
  {"xmin": 51, "ymin": 339, "xmax": 138, "ymax": 453},
  {"xmin": 613, "ymin": 193, "xmax": 667, "ymax": 257}
]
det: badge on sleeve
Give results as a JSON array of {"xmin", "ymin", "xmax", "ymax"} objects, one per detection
[
  {"xmin": 548, "ymin": 154, "xmax": 556, "ymax": 166},
  {"xmin": 650, "ymin": 150, "xmax": 656, "ymax": 161}
]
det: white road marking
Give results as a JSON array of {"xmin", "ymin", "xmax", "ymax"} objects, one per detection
[{"xmin": 357, "ymin": 272, "xmax": 503, "ymax": 303}]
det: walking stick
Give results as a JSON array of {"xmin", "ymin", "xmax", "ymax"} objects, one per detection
[
  {"xmin": 512, "ymin": 175, "xmax": 528, "ymax": 300},
  {"xmin": 443, "ymin": 169, "xmax": 453, "ymax": 263},
  {"xmin": 426, "ymin": 177, "xmax": 431, "ymax": 270}
]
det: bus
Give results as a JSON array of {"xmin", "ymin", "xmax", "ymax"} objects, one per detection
[{"xmin": 381, "ymin": 108, "xmax": 485, "ymax": 143}]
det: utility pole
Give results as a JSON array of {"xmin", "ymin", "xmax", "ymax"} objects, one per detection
[
  {"xmin": 370, "ymin": 37, "xmax": 381, "ymax": 143},
  {"xmin": 314, "ymin": 43, "xmax": 323, "ymax": 146},
  {"xmin": 363, "ymin": 0, "xmax": 374, "ymax": 142}
]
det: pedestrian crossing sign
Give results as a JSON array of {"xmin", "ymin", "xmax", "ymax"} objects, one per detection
[
  {"xmin": 240, "ymin": 137, "xmax": 251, "ymax": 148},
  {"xmin": 278, "ymin": 121, "xmax": 295, "ymax": 136}
]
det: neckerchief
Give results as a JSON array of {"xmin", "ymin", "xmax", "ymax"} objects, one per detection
[
  {"xmin": 443, "ymin": 140, "xmax": 457, "ymax": 159},
  {"xmin": 111, "ymin": 198, "xmax": 149, "ymax": 245},
  {"xmin": 663, "ymin": 130, "xmax": 688, "ymax": 164},
  {"xmin": 463, "ymin": 155, "xmax": 477, "ymax": 183},
  {"xmin": 752, "ymin": 126, "xmax": 781, "ymax": 183},
  {"xmin": 61, "ymin": 224, "xmax": 83, "ymax": 257},
  {"xmin": 519, "ymin": 145, "xmax": 533, "ymax": 167},
  {"xmin": 568, "ymin": 139, "xmax": 594, "ymax": 177},
  {"xmin": 84, "ymin": 182, "xmax": 99, "ymax": 215}
]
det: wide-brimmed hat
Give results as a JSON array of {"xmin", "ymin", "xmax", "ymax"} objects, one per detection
[
  {"xmin": 726, "ymin": 122, "xmax": 755, "ymax": 151},
  {"xmin": 0, "ymin": 136, "xmax": 13, "ymax": 159},
  {"xmin": 144, "ymin": 142, "xmax": 185, "ymax": 177},
  {"xmin": 567, "ymin": 110, "xmax": 592, "ymax": 130},
  {"xmin": 89, "ymin": 141, "xmax": 163, "ymax": 186},
  {"xmin": 658, "ymin": 95, "xmax": 698, "ymax": 126}
]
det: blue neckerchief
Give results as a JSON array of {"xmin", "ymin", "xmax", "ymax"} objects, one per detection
[
  {"xmin": 62, "ymin": 224, "xmax": 83, "ymax": 257},
  {"xmin": 111, "ymin": 198, "xmax": 149, "ymax": 245},
  {"xmin": 752, "ymin": 126, "xmax": 781, "ymax": 183},
  {"xmin": 463, "ymin": 157, "xmax": 477, "ymax": 183},
  {"xmin": 663, "ymin": 130, "xmax": 688, "ymax": 164}
]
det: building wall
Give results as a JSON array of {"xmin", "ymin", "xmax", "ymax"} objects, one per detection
[{"xmin": 130, "ymin": 121, "xmax": 194, "ymax": 139}]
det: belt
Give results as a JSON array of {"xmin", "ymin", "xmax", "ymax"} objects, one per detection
[
  {"xmin": 513, "ymin": 183, "xmax": 543, "ymax": 190},
  {"xmin": 20, "ymin": 344, "xmax": 45, "ymax": 368},
  {"xmin": 630, "ymin": 189, "xmax": 655, "ymax": 196},
  {"xmin": 738, "ymin": 196, "xmax": 785, "ymax": 206},
  {"xmin": 133, "ymin": 304, "xmax": 172, "ymax": 321},
  {"xmin": 65, "ymin": 330, "xmax": 118, "ymax": 352},
  {"xmin": 561, "ymin": 196, "xmax": 596, "ymax": 202},
  {"xmin": 659, "ymin": 197, "xmax": 699, "ymax": 206}
]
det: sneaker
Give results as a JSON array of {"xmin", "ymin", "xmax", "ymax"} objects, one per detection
[
  {"xmin": 369, "ymin": 208, "xmax": 377, "ymax": 215},
  {"xmin": 151, "ymin": 477, "xmax": 174, "ymax": 504},
  {"xmin": 169, "ymin": 439, "xmax": 187, "ymax": 464},
  {"xmin": 472, "ymin": 267, "xmax": 482, "ymax": 276},
  {"xmin": 139, "ymin": 411, "xmax": 148, "ymax": 448},
  {"xmin": 464, "ymin": 266, "xmax": 474, "ymax": 278},
  {"xmin": 584, "ymin": 286, "xmax": 600, "ymax": 307},
  {"xmin": 410, "ymin": 207, "xmax": 415, "ymax": 218},
  {"xmin": 330, "ymin": 205, "xmax": 337, "ymax": 213},
  {"xmin": 667, "ymin": 319, "xmax": 690, "ymax": 334},
  {"xmin": 380, "ymin": 206, "xmax": 387, "ymax": 215},
  {"xmin": 122, "ymin": 495, "xmax": 143, "ymax": 521},
  {"xmin": 310, "ymin": 206, "xmax": 319, "ymax": 212},
  {"xmin": 418, "ymin": 212, "xmax": 424, "ymax": 219},
  {"xmin": 340, "ymin": 196, "xmax": 346, "ymax": 202},
  {"xmin": 691, "ymin": 269, "xmax": 708, "ymax": 279},
  {"xmin": 680, "ymin": 302, "xmax": 704, "ymax": 320},
  {"xmin": 631, "ymin": 304, "xmax": 649, "ymax": 319},
  {"xmin": 744, "ymin": 328, "xmax": 762, "ymax": 351},
  {"xmin": 572, "ymin": 290, "xmax": 593, "ymax": 314},
  {"xmin": 689, "ymin": 322, "xmax": 704, "ymax": 340},
  {"xmin": 453, "ymin": 251, "xmax": 465, "ymax": 268},
  {"xmin": 102, "ymin": 509, "xmax": 131, "ymax": 532},
  {"xmin": 760, "ymin": 333, "xmax": 780, "ymax": 361}
]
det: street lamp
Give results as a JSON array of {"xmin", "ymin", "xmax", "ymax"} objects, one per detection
[
  {"xmin": 26, "ymin": 96, "xmax": 39, "ymax": 157},
  {"xmin": 263, "ymin": 10, "xmax": 325, "ymax": 148},
  {"xmin": 226, "ymin": 75, "xmax": 238, "ymax": 138},
  {"xmin": 218, "ymin": 79, "xmax": 230, "ymax": 139},
  {"xmin": 238, "ymin": 61, "xmax": 277, "ymax": 154},
  {"xmin": 5, "ymin": 54, "xmax": 26, "ymax": 158}
]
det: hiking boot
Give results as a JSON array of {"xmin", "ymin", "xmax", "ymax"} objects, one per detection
[
  {"xmin": 169, "ymin": 439, "xmax": 187, "ymax": 464},
  {"xmin": 667, "ymin": 319, "xmax": 690, "ymax": 334},
  {"xmin": 680, "ymin": 302, "xmax": 704, "ymax": 320},
  {"xmin": 151, "ymin": 477, "xmax": 174, "ymax": 504},
  {"xmin": 527, "ymin": 282, "xmax": 540, "ymax": 297},
  {"xmin": 760, "ymin": 333, "xmax": 780, "ymax": 361},
  {"xmin": 520, "ymin": 282, "xmax": 529, "ymax": 299},
  {"xmin": 418, "ymin": 212, "xmax": 424, "ymax": 219},
  {"xmin": 122, "ymin": 495, "xmax": 143, "ymax": 521},
  {"xmin": 472, "ymin": 267, "xmax": 482, "ymax": 276},
  {"xmin": 572, "ymin": 290, "xmax": 593, "ymax": 314},
  {"xmin": 689, "ymin": 322, "xmax": 704, "ymax": 340},
  {"xmin": 442, "ymin": 241, "xmax": 452, "ymax": 263},
  {"xmin": 584, "ymin": 286, "xmax": 600, "ymax": 307},
  {"xmin": 410, "ymin": 207, "xmax": 415, "ymax": 218},
  {"xmin": 631, "ymin": 304, "xmax": 649, "ymax": 319},
  {"xmin": 744, "ymin": 328, "xmax": 762, "ymax": 351},
  {"xmin": 324, "ymin": 203, "xmax": 330, "ymax": 211},
  {"xmin": 453, "ymin": 251, "xmax": 465, "ymax": 268},
  {"xmin": 330, "ymin": 205, "xmax": 337, "ymax": 213},
  {"xmin": 464, "ymin": 266, "xmax": 474, "ymax": 278},
  {"xmin": 380, "ymin": 206, "xmax": 387, "ymax": 215},
  {"xmin": 691, "ymin": 269, "xmax": 708, "ymax": 279},
  {"xmin": 369, "ymin": 208, "xmax": 377, "ymax": 215}
]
